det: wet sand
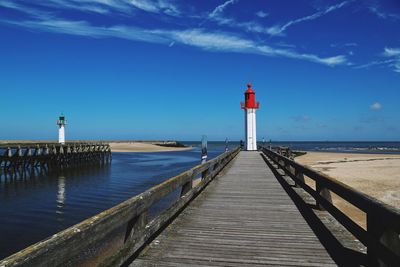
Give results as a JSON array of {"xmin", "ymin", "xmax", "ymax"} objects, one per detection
[
  {"xmin": 296, "ymin": 152, "xmax": 400, "ymax": 228},
  {"xmin": 109, "ymin": 142, "xmax": 192, "ymax": 152}
]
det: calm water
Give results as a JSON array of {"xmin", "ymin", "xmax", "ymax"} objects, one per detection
[
  {"xmin": 1, "ymin": 141, "xmax": 399, "ymax": 259},
  {"xmin": 0, "ymin": 142, "xmax": 233, "ymax": 259}
]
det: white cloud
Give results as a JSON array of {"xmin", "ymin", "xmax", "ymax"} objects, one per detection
[
  {"xmin": 209, "ymin": 0, "xmax": 238, "ymax": 19},
  {"xmin": 355, "ymin": 47, "xmax": 400, "ymax": 73},
  {"xmin": 382, "ymin": 47, "xmax": 400, "ymax": 73},
  {"xmin": 2, "ymin": 0, "xmax": 181, "ymax": 16},
  {"xmin": 129, "ymin": 0, "xmax": 180, "ymax": 16},
  {"xmin": 355, "ymin": 58, "xmax": 397, "ymax": 69},
  {"xmin": 370, "ymin": 102, "xmax": 382, "ymax": 110},
  {"xmin": 266, "ymin": 1, "xmax": 351, "ymax": 36},
  {"xmin": 164, "ymin": 29, "xmax": 347, "ymax": 66},
  {"xmin": 3, "ymin": 19, "xmax": 168, "ymax": 43},
  {"xmin": 256, "ymin": 11, "xmax": 268, "ymax": 18},
  {"xmin": 369, "ymin": 6, "xmax": 400, "ymax": 21},
  {"xmin": 394, "ymin": 62, "xmax": 400, "ymax": 73},
  {"xmin": 383, "ymin": 47, "xmax": 400, "ymax": 57},
  {"xmin": 129, "ymin": 0, "xmax": 160, "ymax": 13},
  {"xmin": 168, "ymin": 29, "xmax": 254, "ymax": 52},
  {"xmin": 0, "ymin": 0, "xmax": 51, "ymax": 19},
  {"xmin": 2, "ymin": 16, "xmax": 347, "ymax": 67}
]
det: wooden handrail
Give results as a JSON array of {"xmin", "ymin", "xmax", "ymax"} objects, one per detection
[
  {"xmin": 0, "ymin": 147, "xmax": 240, "ymax": 267},
  {"xmin": 261, "ymin": 146, "xmax": 400, "ymax": 267}
]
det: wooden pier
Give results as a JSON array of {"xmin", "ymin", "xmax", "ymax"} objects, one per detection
[
  {"xmin": 0, "ymin": 142, "xmax": 111, "ymax": 178},
  {"xmin": 0, "ymin": 148, "xmax": 399, "ymax": 266},
  {"xmin": 132, "ymin": 151, "xmax": 336, "ymax": 266}
]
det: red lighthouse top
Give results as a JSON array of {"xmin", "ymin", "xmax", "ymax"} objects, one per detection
[{"xmin": 241, "ymin": 83, "xmax": 260, "ymax": 109}]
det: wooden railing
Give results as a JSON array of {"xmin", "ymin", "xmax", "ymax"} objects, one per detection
[
  {"xmin": 0, "ymin": 147, "xmax": 240, "ymax": 267},
  {"xmin": 261, "ymin": 147, "xmax": 400, "ymax": 267}
]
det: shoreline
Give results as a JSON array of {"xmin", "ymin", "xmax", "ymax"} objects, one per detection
[
  {"xmin": 296, "ymin": 151, "xmax": 400, "ymax": 228},
  {"xmin": 109, "ymin": 142, "xmax": 193, "ymax": 152}
]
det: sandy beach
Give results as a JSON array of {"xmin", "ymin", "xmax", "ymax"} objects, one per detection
[
  {"xmin": 109, "ymin": 142, "xmax": 192, "ymax": 152},
  {"xmin": 296, "ymin": 152, "xmax": 400, "ymax": 228}
]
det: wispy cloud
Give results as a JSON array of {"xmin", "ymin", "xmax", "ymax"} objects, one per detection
[
  {"xmin": 383, "ymin": 47, "xmax": 400, "ymax": 57},
  {"xmin": 355, "ymin": 58, "xmax": 397, "ymax": 69},
  {"xmin": 209, "ymin": 0, "xmax": 238, "ymax": 19},
  {"xmin": 159, "ymin": 28, "xmax": 347, "ymax": 66},
  {"xmin": 130, "ymin": 0, "xmax": 180, "ymax": 16},
  {"xmin": 0, "ymin": 0, "xmax": 349, "ymax": 68},
  {"xmin": 368, "ymin": 6, "xmax": 400, "ymax": 21},
  {"xmin": 1, "ymin": 16, "xmax": 347, "ymax": 67},
  {"xmin": 0, "ymin": 0, "xmax": 52, "ymax": 19},
  {"xmin": 0, "ymin": 0, "xmax": 181, "ymax": 16},
  {"xmin": 355, "ymin": 47, "xmax": 400, "ymax": 73},
  {"xmin": 383, "ymin": 47, "xmax": 400, "ymax": 73},
  {"xmin": 266, "ymin": 1, "xmax": 351, "ymax": 36},
  {"xmin": 256, "ymin": 11, "xmax": 268, "ymax": 18},
  {"xmin": 3, "ymin": 18, "xmax": 168, "ymax": 43},
  {"xmin": 370, "ymin": 102, "xmax": 382, "ymax": 110}
]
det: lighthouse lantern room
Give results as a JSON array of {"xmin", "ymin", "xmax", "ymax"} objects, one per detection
[
  {"xmin": 57, "ymin": 113, "xmax": 66, "ymax": 144},
  {"xmin": 241, "ymin": 84, "xmax": 260, "ymax": 151}
]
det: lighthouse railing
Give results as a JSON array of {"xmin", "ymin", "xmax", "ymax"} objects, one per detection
[
  {"xmin": 260, "ymin": 146, "xmax": 400, "ymax": 266},
  {"xmin": 240, "ymin": 102, "xmax": 260, "ymax": 109},
  {"xmin": 0, "ymin": 147, "xmax": 240, "ymax": 267}
]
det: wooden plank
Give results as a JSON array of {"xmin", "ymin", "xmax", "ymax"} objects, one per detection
[{"xmin": 131, "ymin": 151, "xmax": 336, "ymax": 266}]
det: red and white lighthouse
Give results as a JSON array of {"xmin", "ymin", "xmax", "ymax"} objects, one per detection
[{"xmin": 241, "ymin": 84, "xmax": 260, "ymax": 151}]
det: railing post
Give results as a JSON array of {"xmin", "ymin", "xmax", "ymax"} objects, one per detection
[
  {"xmin": 316, "ymin": 181, "xmax": 332, "ymax": 210},
  {"xmin": 284, "ymin": 161, "xmax": 294, "ymax": 176},
  {"xmin": 201, "ymin": 167, "xmax": 209, "ymax": 180},
  {"xmin": 124, "ymin": 211, "xmax": 148, "ymax": 244},
  {"xmin": 294, "ymin": 169, "xmax": 305, "ymax": 188},
  {"xmin": 367, "ymin": 214, "xmax": 400, "ymax": 267},
  {"xmin": 180, "ymin": 179, "xmax": 193, "ymax": 197}
]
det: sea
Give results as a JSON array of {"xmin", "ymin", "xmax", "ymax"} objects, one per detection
[{"xmin": 0, "ymin": 141, "xmax": 399, "ymax": 259}]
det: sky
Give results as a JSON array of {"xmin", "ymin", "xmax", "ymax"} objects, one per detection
[{"xmin": 0, "ymin": 0, "xmax": 399, "ymax": 141}]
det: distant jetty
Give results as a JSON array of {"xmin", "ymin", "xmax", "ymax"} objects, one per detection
[
  {"xmin": 0, "ymin": 140, "xmax": 191, "ymax": 153},
  {"xmin": 0, "ymin": 142, "xmax": 111, "ymax": 178}
]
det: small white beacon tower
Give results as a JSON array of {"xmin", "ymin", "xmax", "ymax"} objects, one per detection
[
  {"xmin": 241, "ymin": 84, "xmax": 260, "ymax": 151},
  {"xmin": 57, "ymin": 113, "xmax": 67, "ymax": 144}
]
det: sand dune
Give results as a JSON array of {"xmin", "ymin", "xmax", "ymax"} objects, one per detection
[{"xmin": 296, "ymin": 152, "xmax": 400, "ymax": 228}]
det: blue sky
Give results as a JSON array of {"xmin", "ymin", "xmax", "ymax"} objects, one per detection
[{"xmin": 0, "ymin": 0, "xmax": 399, "ymax": 141}]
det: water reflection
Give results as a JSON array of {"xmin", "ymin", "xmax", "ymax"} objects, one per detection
[
  {"xmin": 0, "ymin": 145, "xmax": 229, "ymax": 260},
  {"xmin": 56, "ymin": 176, "xmax": 66, "ymax": 220}
]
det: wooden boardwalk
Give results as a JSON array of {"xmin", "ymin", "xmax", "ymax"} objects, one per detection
[{"xmin": 131, "ymin": 151, "xmax": 336, "ymax": 266}]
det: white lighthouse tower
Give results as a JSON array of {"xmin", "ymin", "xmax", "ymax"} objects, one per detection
[
  {"xmin": 57, "ymin": 113, "xmax": 66, "ymax": 144},
  {"xmin": 241, "ymin": 84, "xmax": 260, "ymax": 151}
]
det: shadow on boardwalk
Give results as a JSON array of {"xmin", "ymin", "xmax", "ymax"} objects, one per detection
[{"xmin": 262, "ymin": 153, "xmax": 366, "ymax": 266}]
